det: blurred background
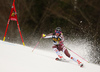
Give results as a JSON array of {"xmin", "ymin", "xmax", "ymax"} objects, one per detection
[{"xmin": 0, "ymin": 0, "xmax": 100, "ymax": 65}]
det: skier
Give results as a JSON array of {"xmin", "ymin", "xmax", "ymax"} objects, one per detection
[{"xmin": 42, "ymin": 27, "xmax": 83, "ymax": 67}]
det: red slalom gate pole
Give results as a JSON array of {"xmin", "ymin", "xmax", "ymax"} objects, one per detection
[
  {"xmin": 17, "ymin": 21, "xmax": 25, "ymax": 46},
  {"xmin": 3, "ymin": 19, "xmax": 10, "ymax": 41},
  {"xmin": 32, "ymin": 37, "xmax": 42, "ymax": 52},
  {"xmin": 65, "ymin": 46, "xmax": 89, "ymax": 63}
]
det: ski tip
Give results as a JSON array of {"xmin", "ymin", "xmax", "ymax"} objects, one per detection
[
  {"xmin": 55, "ymin": 58, "xmax": 59, "ymax": 60},
  {"xmin": 80, "ymin": 63, "xmax": 84, "ymax": 67}
]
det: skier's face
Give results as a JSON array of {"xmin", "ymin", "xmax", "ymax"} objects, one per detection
[
  {"xmin": 55, "ymin": 31, "xmax": 61, "ymax": 36},
  {"xmin": 56, "ymin": 33, "xmax": 60, "ymax": 36}
]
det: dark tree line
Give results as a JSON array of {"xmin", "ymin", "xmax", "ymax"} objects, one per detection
[{"xmin": 0, "ymin": 0, "xmax": 100, "ymax": 46}]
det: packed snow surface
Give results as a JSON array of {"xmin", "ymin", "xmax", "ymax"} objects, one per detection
[{"xmin": 0, "ymin": 40, "xmax": 100, "ymax": 72}]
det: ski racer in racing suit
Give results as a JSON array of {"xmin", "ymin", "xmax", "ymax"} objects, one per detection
[{"xmin": 42, "ymin": 27, "xmax": 83, "ymax": 67}]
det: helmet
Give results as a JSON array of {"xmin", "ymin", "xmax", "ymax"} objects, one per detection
[
  {"xmin": 55, "ymin": 27, "xmax": 62, "ymax": 32},
  {"xmin": 55, "ymin": 27, "xmax": 62, "ymax": 34}
]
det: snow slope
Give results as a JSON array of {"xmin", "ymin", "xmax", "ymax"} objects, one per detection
[{"xmin": 0, "ymin": 40, "xmax": 100, "ymax": 72}]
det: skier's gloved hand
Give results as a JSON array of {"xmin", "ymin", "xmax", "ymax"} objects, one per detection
[{"xmin": 42, "ymin": 34, "xmax": 46, "ymax": 38}]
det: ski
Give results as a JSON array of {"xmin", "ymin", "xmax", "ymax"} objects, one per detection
[
  {"xmin": 80, "ymin": 63, "xmax": 83, "ymax": 67},
  {"xmin": 55, "ymin": 58, "xmax": 67, "ymax": 62},
  {"xmin": 55, "ymin": 58, "xmax": 84, "ymax": 67},
  {"xmin": 55, "ymin": 58, "xmax": 61, "ymax": 61}
]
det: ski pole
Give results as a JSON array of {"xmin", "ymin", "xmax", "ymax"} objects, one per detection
[
  {"xmin": 32, "ymin": 34, "xmax": 46, "ymax": 52},
  {"xmin": 65, "ymin": 46, "xmax": 89, "ymax": 63},
  {"xmin": 32, "ymin": 37, "xmax": 42, "ymax": 52}
]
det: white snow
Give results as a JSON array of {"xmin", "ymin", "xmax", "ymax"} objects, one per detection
[{"xmin": 0, "ymin": 40, "xmax": 100, "ymax": 72}]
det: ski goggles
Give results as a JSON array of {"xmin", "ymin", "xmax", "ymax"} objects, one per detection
[{"xmin": 55, "ymin": 30, "xmax": 61, "ymax": 34}]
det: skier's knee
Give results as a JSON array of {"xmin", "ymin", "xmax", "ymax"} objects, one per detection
[
  {"xmin": 65, "ymin": 54, "xmax": 70, "ymax": 58},
  {"xmin": 64, "ymin": 49, "xmax": 70, "ymax": 57}
]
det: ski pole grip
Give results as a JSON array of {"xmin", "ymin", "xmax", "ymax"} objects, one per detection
[{"xmin": 42, "ymin": 34, "xmax": 46, "ymax": 37}]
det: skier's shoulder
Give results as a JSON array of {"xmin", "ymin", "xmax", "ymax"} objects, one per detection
[
  {"xmin": 60, "ymin": 33, "xmax": 63, "ymax": 37},
  {"xmin": 60, "ymin": 33, "xmax": 64, "ymax": 39},
  {"xmin": 61, "ymin": 33, "xmax": 63, "ymax": 36}
]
